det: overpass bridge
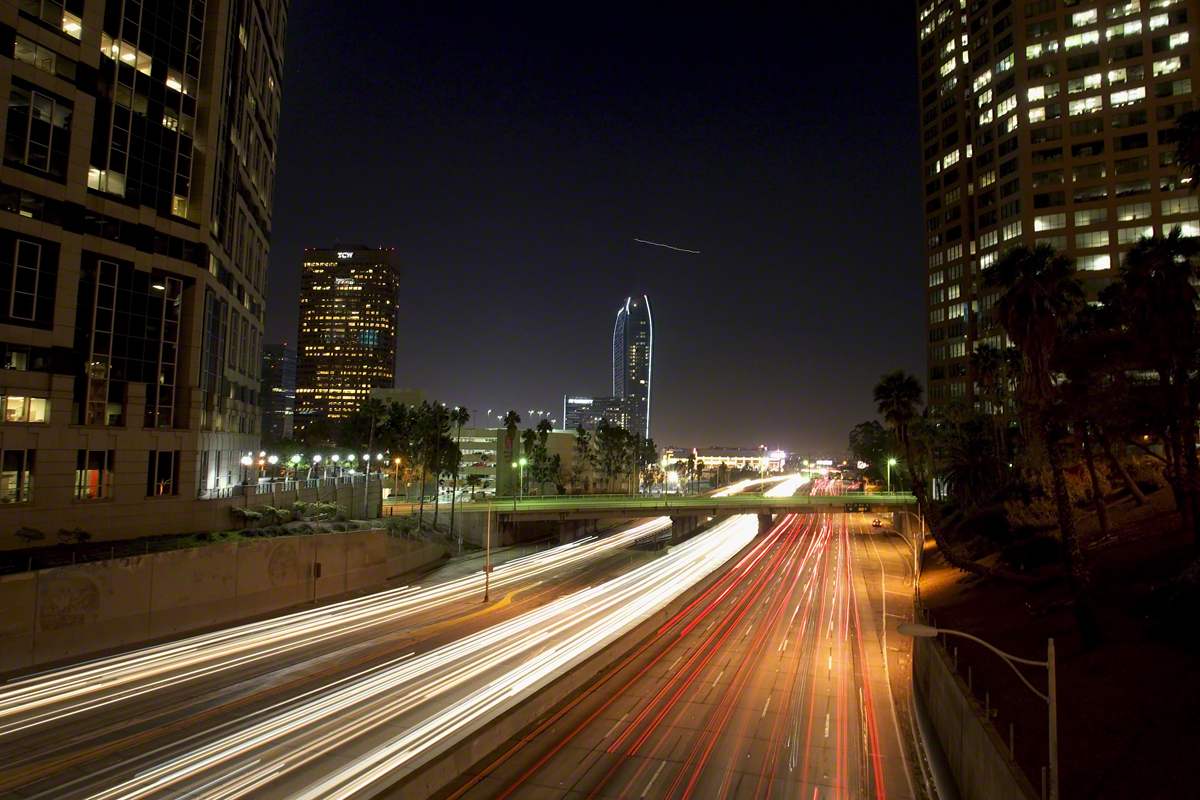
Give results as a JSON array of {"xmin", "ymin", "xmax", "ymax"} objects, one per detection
[{"xmin": 452, "ymin": 492, "xmax": 918, "ymax": 543}]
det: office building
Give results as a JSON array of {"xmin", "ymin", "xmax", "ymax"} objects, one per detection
[
  {"xmin": 0, "ymin": 0, "xmax": 287, "ymax": 540},
  {"xmin": 916, "ymin": 0, "xmax": 1197, "ymax": 409},
  {"xmin": 260, "ymin": 344, "xmax": 296, "ymax": 439},
  {"xmin": 612, "ymin": 295, "xmax": 653, "ymax": 440},
  {"xmin": 562, "ymin": 395, "xmax": 629, "ymax": 432},
  {"xmin": 295, "ymin": 247, "xmax": 400, "ymax": 428}
]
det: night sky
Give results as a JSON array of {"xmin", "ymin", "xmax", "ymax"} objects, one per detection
[{"xmin": 264, "ymin": 3, "xmax": 924, "ymax": 455}]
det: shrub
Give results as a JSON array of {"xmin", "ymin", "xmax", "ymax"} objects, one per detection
[
  {"xmin": 291, "ymin": 501, "xmax": 311, "ymax": 518},
  {"xmin": 56, "ymin": 528, "xmax": 91, "ymax": 545},
  {"xmin": 1126, "ymin": 457, "xmax": 1167, "ymax": 494},
  {"xmin": 1000, "ymin": 535, "xmax": 1062, "ymax": 573},
  {"xmin": 230, "ymin": 506, "xmax": 264, "ymax": 523},
  {"xmin": 14, "ymin": 526, "xmax": 45, "ymax": 545},
  {"xmin": 1140, "ymin": 559, "xmax": 1200, "ymax": 648},
  {"xmin": 294, "ymin": 522, "xmax": 315, "ymax": 535}
]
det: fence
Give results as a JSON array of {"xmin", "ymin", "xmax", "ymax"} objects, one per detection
[{"xmin": 913, "ymin": 602, "xmax": 1042, "ymax": 800}]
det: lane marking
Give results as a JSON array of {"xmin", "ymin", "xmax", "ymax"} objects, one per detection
[
  {"xmin": 641, "ymin": 760, "xmax": 668, "ymax": 797},
  {"xmin": 762, "ymin": 696, "xmax": 771, "ymax": 718},
  {"xmin": 825, "ymin": 712, "xmax": 830, "ymax": 738},
  {"xmin": 602, "ymin": 713, "xmax": 628, "ymax": 740}
]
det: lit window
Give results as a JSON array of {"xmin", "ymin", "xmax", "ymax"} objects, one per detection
[
  {"xmin": 1029, "ymin": 106, "xmax": 1046, "ymax": 122},
  {"xmin": 1070, "ymin": 96, "xmax": 1104, "ymax": 115},
  {"xmin": 979, "ymin": 170, "xmax": 997, "ymax": 188},
  {"xmin": 1164, "ymin": 220, "xmax": 1200, "ymax": 238},
  {"xmin": 1068, "ymin": 73, "xmax": 1103, "ymax": 93},
  {"xmin": 1163, "ymin": 196, "xmax": 1200, "ymax": 215},
  {"xmin": 1107, "ymin": 21, "xmax": 1142, "ymax": 38},
  {"xmin": 1028, "ymin": 86, "xmax": 1046, "ymax": 102},
  {"xmin": 995, "ymin": 54, "xmax": 1015, "ymax": 73},
  {"xmin": 1065, "ymin": 31, "xmax": 1100, "ymax": 49},
  {"xmin": 1077, "ymin": 254, "xmax": 1112, "ymax": 271},
  {"xmin": 1149, "ymin": 13, "xmax": 1169, "ymax": 29},
  {"xmin": 1117, "ymin": 202, "xmax": 1152, "ymax": 220},
  {"xmin": 1072, "ymin": 9, "xmax": 1098, "ymax": 27},
  {"xmin": 1026, "ymin": 41, "xmax": 1061, "ymax": 59},
  {"xmin": 943, "ymin": 149, "xmax": 960, "ymax": 168},
  {"xmin": 3, "ymin": 395, "xmax": 48, "ymax": 422},
  {"xmin": 1001, "ymin": 115, "xmax": 1018, "ymax": 134},
  {"xmin": 978, "ymin": 89, "xmax": 993, "ymax": 108},
  {"xmin": 973, "ymin": 70, "xmax": 993, "ymax": 92},
  {"xmin": 1153, "ymin": 57, "xmax": 1182, "ymax": 76},
  {"xmin": 1034, "ymin": 213, "xmax": 1066, "ymax": 231},
  {"xmin": 980, "ymin": 230, "xmax": 999, "ymax": 248},
  {"xmin": 940, "ymin": 58, "xmax": 956, "ymax": 77},
  {"xmin": 997, "ymin": 95, "xmax": 1017, "ymax": 117},
  {"xmin": 1118, "ymin": 225, "xmax": 1154, "ymax": 244},
  {"xmin": 1169, "ymin": 32, "xmax": 1190, "ymax": 48},
  {"xmin": 979, "ymin": 108, "xmax": 995, "ymax": 125},
  {"xmin": 1002, "ymin": 221, "xmax": 1023, "ymax": 241},
  {"xmin": 1075, "ymin": 208, "xmax": 1109, "ymax": 226},
  {"xmin": 1108, "ymin": 67, "xmax": 1128, "ymax": 83},
  {"xmin": 1110, "ymin": 87, "xmax": 1146, "ymax": 106}
]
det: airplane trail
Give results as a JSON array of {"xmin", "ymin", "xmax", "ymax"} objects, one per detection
[{"xmin": 634, "ymin": 238, "xmax": 700, "ymax": 254}]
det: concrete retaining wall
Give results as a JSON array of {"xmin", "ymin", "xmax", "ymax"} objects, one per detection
[
  {"xmin": 913, "ymin": 636, "xmax": 1039, "ymax": 800},
  {"xmin": 0, "ymin": 531, "xmax": 445, "ymax": 674}
]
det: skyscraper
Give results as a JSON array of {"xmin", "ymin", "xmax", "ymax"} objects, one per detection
[
  {"xmin": 915, "ymin": 0, "xmax": 1197, "ymax": 410},
  {"xmin": 613, "ymin": 295, "xmax": 653, "ymax": 441},
  {"xmin": 0, "ymin": 0, "xmax": 286, "ymax": 535},
  {"xmin": 295, "ymin": 247, "xmax": 400, "ymax": 427},
  {"xmin": 260, "ymin": 344, "xmax": 296, "ymax": 440}
]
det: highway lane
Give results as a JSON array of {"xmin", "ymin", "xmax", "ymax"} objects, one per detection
[
  {"xmin": 0, "ymin": 478, "xmax": 787, "ymax": 798},
  {"xmin": 442, "ymin": 483, "xmax": 916, "ymax": 799}
]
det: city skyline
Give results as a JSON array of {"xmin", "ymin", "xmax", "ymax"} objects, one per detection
[{"xmin": 261, "ymin": 3, "xmax": 925, "ymax": 454}]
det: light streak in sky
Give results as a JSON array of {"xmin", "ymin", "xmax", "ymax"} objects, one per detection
[{"xmin": 633, "ymin": 238, "xmax": 700, "ymax": 254}]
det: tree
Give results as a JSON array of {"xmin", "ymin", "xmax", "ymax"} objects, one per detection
[
  {"xmin": 428, "ymin": 405, "xmax": 451, "ymax": 527},
  {"xmin": 985, "ymin": 244, "xmax": 1102, "ymax": 647},
  {"xmin": 570, "ymin": 426, "xmax": 593, "ymax": 493},
  {"xmin": 1173, "ymin": 109, "xmax": 1200, "ymax": 189},
  {"xmin": 357, "ymin": 397, "xmax": 387, "ymax": 518},
  {"xmin": 448, "ymin": 406, "xmax": 471, "ymax": 552},
  {"xmin": 847, "ymin": 420, "xmax": 891, "ymax": 481},
  {"xmin": 464, "ymin": 473, "xmax": 483, "ymax": 500},
  {"xmin": 595, "ymin": 421, "xmax": 632, "ymax": 493},
  {"xmin": 873, "ymin": 371, "xmax": 1031, "ymax": 584},
  {"xmin": 1115, "ymin": 231, "xmax": 1200, "ymax": 536},
  {"xmin": 503, "ymin": 410, "xmax": 521, "ymax": 466}
]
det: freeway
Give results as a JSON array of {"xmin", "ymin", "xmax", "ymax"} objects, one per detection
[
  {"xmin": 0, "ymin": 478, "xmax": 786, "ymax": 798},
  {"xmin": 0, "ymin": 478, "xmax": 808, "ymax": 799},
  {"xmin": 438, "ymin": 480, "xmax": 918, "ymax": 799}
]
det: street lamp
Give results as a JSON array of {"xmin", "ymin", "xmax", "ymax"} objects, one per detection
[
  {"xmin": 240, "ymin": 455, "xmax": 252, "ymax": 485},
  {"xmin": 512, "ymin": 457, "xmax": 527, "ymax": 504},
  {"xmin": 897, "ymin": 622, "xmax": 1058, "ymax": 800},
  {"xmin": 887, "ymin": 457, "xmax": 897, "ymax": 493},
  {"xmin": 290, "ymin": 454, "xmax": 301, "ymax": 481}
]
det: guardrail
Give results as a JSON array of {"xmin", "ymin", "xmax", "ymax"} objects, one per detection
[{"xmin": 453, "ymin": 493, "xmax": 917, "ymax": 514}]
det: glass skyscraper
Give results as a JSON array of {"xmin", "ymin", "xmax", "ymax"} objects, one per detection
[
  {"xmin": 613, "ymin": 295, "xmax": 653, "ymax": 442},
  {"xmin": 295, "ymin": 247, "xmax": 400, "ymax": 428}
]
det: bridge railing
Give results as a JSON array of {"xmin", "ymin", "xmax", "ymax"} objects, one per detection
[{"xmin": 457, "ymin": 493, "xmax": 917, "ymax": 513}]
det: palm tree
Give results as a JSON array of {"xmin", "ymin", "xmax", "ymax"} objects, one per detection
[
  {"xmin": 1113, "ymin": 230, "xmax": 1200, "ymax": 539},
  {"xmin": 536, "ymin": 418, "xmax": 553, "ymax": 447},
  {"xmin": 503, "ymin": 410, "xmax": 521, "ymax": 468},
  {"xmin": 464, "ymin": 473, "xmax": 483, "ymax": 500},
  {"xmin": 429, "ymin": 405, "xmax": 450, "ymax": 527},
  {"xmin": 359, "ymin": 397, "xmax": 387, "ymax": 518},
  {"xmin": 447, "ymin": 406, "xmax": 470, "ymax": 552},
  {"xmin": 985, "ymin": 244, "xmax": 1102, "ymax": 647},
  {"xmin": 874, "ymin": 371, "xmax": 1030, "ymax": 584},
  {"xmin": 1173, "ymin": 109, "xmax": 1200, "ymax": 188}
]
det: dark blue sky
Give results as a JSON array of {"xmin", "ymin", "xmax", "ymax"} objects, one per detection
[{"xmin": 264, "ymin": 3, "xmax": 924, "ymax": 454}]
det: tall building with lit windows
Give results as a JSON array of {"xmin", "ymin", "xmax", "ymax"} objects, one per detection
[
  {"xmin": 916, "ymin": 0, "xmax": 1197, "ymax": 410},
  {"xmin": 0, "ymin": 0, "xmax": 287, "ymax": 541},
  {"xmin": 295, "ymin": 247, "xmax": 400, "ymax": 428},
  {"xmin": 613, "ymin": 295, "xmax": 653, "ymax": 441}
]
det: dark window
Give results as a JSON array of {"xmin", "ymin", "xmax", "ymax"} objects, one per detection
[
  {"xmin": 1071, "ymin": 140, "xmax": 1105, "ymax": 158},
  {"xmin": 1000, "ymin": 178, "xmax": 1020, "ymax": 198},
  {"xmin": 977, "ymin": 148, "xmax": 995, "ymax": 167},
  {"xmin": 1032, "ymin": 146, "xmax": 1063, "ymax": 163},
  {"xmin": 978, "ymin": 189, "xmax": 996, "ymax": 207},
  {"xmin": 942, "ymin": 130, "xmax": 960, "ymax": 148},
  {"xmin": 0, "ymin": 233, "xmax": 57, "ymax": 329},
  {"xmin": 1156, "ymin": 101, "xmax": 1193, "ymax": 122},
  {"xmin": 926, "ymin": 178, "xmax": 942, "ymax": 196},
  {"xmin": 1108, "ymin": 43, "xmax": 1142, "ymax": 62},
  {"xmin": 977, "ymin": 128, "xmax": 996, "ymax": 148},
  {"xmin": 3, "ymin": 81, "xmax": 71, "ymax": 181},
  {"xmin": 927, "ymin": 197, "xmax": 943, "ymax": 213},
  {"xmin": 1028, "ymin": 61, "xmax": 1059, "ymax": 79},
  {"xmin": 1067, "ymin": 51, "xmax": 1101, "ymax": 71},
  {"xmin": 1031, "ymin": 124, "xmax": 1062, "ymax": 143},
  {"xmin": 1000, "ymin": 156, "xmax": 1019, "ymax": 176},
  {"xmin": 1034, "ymin": 190, "xmax": 1066, "ymax": 208},
  {"xmin": 1115, "ymin": 155, "xmax": 1149, "ymax": 175},
  {"xmin": 979, "ymin": 209, "xmax": 998, "ymax": 227},
  {"xmin": 1074, "ymin": 185, "xmax": 1108, "ymax": 202},
  {"xmin": 994, "ymin": 15, "xmax": 1012, "ymax": 36},
  {"xmin": 0, "ymin": 449, "xmax": 33, "ymax": 503},
  {"xmin": 147, "ymin": 450, "xmax": 181, "ymax": 496},
  {"xmin": 993, "ymin": 33, "xmax": 1013, "ymax": 56},
  {"xmin": 999, "ymin": 136, "xmax": 1019, "ymax": 156},
  {"xmin": 1024, "ymin": 0, "xmax": 1055, "ymax": 17},
  {"xmin": 1000, "ymin": 199, "xmax": 1021, "ymax": 218},
  {"xmin": 1112, "ymin": 110, "xmax": 1147, "ymax": 128},
  {"xmin": 947, "ymin": 224, "xmax": 963, "ymax": 241},
  {"xmin": 1070, "ymin": 118, "xmax": 1104, "ymax": 136},
  {"xmin": 1033, "ymin": 169, "xmax": 1064, "ymax": 186},
  {"xmin": 996, "ymin": 73, "xmax": 1017, "ymax": 95},
  {"xmin": 1113, "ymin": 132, "xmax": 1148, "ymax": 151},
  {"xmin": 1025, "ymin": 19, "xmax": 1056, "ymax": 37}
]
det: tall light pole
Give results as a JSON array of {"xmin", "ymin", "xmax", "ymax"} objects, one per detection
[
  {"xmin": 887, "ymin": 457, "xmax": 897, "ymax": 493},
  {"xmin": 898, "ymin": 622, "xmax": 1057, "ymax": 800},
  {"xmin": 512, "ymin": 457, "xmax": 527, "ymax": 508}
]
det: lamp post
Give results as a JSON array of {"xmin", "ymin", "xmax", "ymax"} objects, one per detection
[
  {"xmin": 331, "ymin": 454, "xmax": 340, "ymax": 479},
  {"xmin": 887, "ymin": 457, "xmax": 897, "ymax": 493},
  {"xmin": 290, "ymin": 454, "xmax": 301, "ymax": 482},
  {"xmin": 898, "ymin": 622, "xmax": 1057, "ymax": 800},
  {"xmin": 484, "ymin": 499, "xmax": 492, "ymax": 603},
  {"xmin": 512, "ymin": 457, "xmax": 527, "ymax": 508}
]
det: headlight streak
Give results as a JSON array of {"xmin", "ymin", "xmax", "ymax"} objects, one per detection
[
  {"xmin": 0, "ymin": 518, "xmax": 676, "ymax": 739},
  {"xmin": 73, "ymin": 516, "xmax": 763, "ymax": 800}
]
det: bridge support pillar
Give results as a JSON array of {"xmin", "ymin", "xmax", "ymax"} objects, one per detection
[
  {"xmin": 559, "ymin": 518, "xmax": 596, "ymax": 544},
  {"xmin": 670, "ymin": 516, "xmax": 699, "ymax": 541},
  {"xmin": 758, "ymin": 513, "xmax": 774, "ymax": 536}
]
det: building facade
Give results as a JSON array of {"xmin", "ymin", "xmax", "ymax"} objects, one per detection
[
  {"xmin": 295, "ymin": 246, "xmax": 400, "ymax": 429},
  {"xmin": 612, "ymin": 294, "xmax": 652, "ymax": 441},
  {"xmin": 259, "ymin": 343, "xmax": 295, "ymax": 439},
  {"xmin": 562, "ymin": 394, "xmax": 628, "ymax": 432},
  {"xmin": 0, "ymin": 0, "xmax": 287, "ymax": 543},
  {"xmin": 916, "ymin": 0, "xmax": 1197, "ymax": 409}
]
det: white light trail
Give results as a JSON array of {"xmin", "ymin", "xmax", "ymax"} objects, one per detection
[
  {"xmin": 72, "ymin": 516, "xmax": 764, "ymax": 800},
  {"xmin": 633, "ymin": 238, "xmax": 700, "ymax": 254}
]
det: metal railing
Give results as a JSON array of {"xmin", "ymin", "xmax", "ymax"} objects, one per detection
[{"xmin": 450, "ymin": 492, "xmax": 918, "ymax": 514}]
